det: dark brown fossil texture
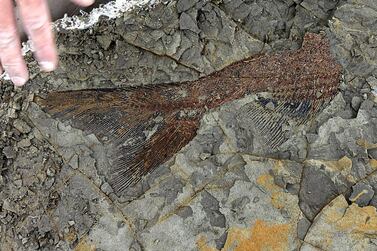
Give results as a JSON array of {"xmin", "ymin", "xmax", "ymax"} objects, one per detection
[{"xmin": 35, "ymin": 33, "xmax": 342, "ymax": 193}]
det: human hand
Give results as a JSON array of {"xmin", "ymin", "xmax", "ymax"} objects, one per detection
[{"xmin": 0, "ymin": 0, "xmax": 94, "ymax": 86}]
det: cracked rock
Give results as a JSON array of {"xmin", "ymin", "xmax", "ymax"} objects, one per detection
[
  {"xmin": 177, "ymin": 0, "xmax": 198, "ymax": 13},
  {"xmin": 297, "ymin": 215, "xmax": 311, "ymax": 241},
  {"xmin": 349, "ymin": 182, "xmax": 375, "ymax": 207},
  {"xmin": 304, "ymin": 195, "xmax": 377, "ymax": 250},
  {"xmin": 179, "ymin": 12, "xmax": 200, "ymax": 33},
  {"xmin": 200, "ymin": 190, "xmax": 226, "ymax": 228},
  {"xmin": 299, "ymin": 164, "xmax": 339, "ymax": 221},
  {"xmin": 13, "ymin": 119, "xmax": 31, "ymax": 134}
]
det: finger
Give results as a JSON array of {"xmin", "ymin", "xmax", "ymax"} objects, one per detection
[
  {"xmin": 70, "ymin": 0, "xmax": 95, "ymax": 7},
  {"xmin": 17, "ymin": 0, "xmax": 57, "ymax": 72},
  {"xmin": 0, "ymin": 0, "xmax": 28, "ymax": 86}
]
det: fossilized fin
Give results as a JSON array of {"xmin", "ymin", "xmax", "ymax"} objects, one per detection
[
  {"xmin": 239, "ymin": 95, "xmax": 332, "ymax": 149},
  {"xmin": 35, "ymin": 87, "xmax": 201, "ymax": 193},
  {"xmin": 35, "ymin": 33, "xmax": 342, "ymax": 193}
]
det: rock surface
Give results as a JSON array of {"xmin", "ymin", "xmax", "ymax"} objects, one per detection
[{"xmin": 1, "ymin": 0, "xmax": 377, "ymax": 250}]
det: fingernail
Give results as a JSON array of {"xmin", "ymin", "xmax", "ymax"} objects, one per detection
[
  {"xmin": 40, "ymin": 61, "xmax": 56, "ymax": 72},
  {"xmin": 82, "ymin": 0, "xmax": 95, "ymax": 5},
  {"xmin": 11, "ymin": 77, "xmax": 27, "ymax": 86}
]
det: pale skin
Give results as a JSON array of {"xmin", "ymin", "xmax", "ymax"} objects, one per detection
[{"xmin": 0, "ymin": 0, "xmax": 95, "ymax": 86}]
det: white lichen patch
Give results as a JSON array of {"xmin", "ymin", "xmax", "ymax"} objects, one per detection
[{"xmin": 57, "ymin": 0, "xmax": 159, "ymax": 30}]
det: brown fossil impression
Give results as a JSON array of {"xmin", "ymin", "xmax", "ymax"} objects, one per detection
[{"xmin": 35, "ymin": 33, "xmax": 342, "ymax": 193}]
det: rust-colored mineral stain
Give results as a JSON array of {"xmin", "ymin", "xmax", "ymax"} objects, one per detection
[
  {"xmin": 74, "ymin": 236, "xmax": 96, "ymax": 251},
  {"xmin": 326, "ymin": 203, "xmax": 377, "ymax": 235},
  {"xmin": 305, "ymin": 157, "xmax": 355, "ymax": 183},
  {"xmin": 256, "ymin": 174, "xmax": 287, "ymax": 210},
  {"xmin": 197, "ymin": 236, "xmax": 218, "ymax": 251},
  {"xmin": 356, "ymin": 138, "xmax": 377, "ymax": 149},
  {"xmin": 35, "ymin": 33, "xmax": 342, "ymax": 192},
  {"xmin": 318, "ymin": 196, "xmax": 377, "ymax": 249},
  {"xmin": 197, "ymin": 220, "xmax": 291, "ymax": 251},
  {"xmin": 370, "ymin": 159, "xmax": 377, "ymax": 170}
]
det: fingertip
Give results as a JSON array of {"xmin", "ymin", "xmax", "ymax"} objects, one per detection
[
  {"xmin": 11, "ymin": 76, "xmax": 28, "ymax": 86},
  {"xmin": 74, "ymin": 0, "xmax": 95, "ymax": 7},
  {"xmin": 37, "ymin": 43, "xmax": 59, "ymax": 72},
  {"xmin": 10, "ymin": 66, "xmax": 29, "ymax": 86},
  {"xmin": 40, "ymin": 61, "xmax": 57, "ymax": 72}
]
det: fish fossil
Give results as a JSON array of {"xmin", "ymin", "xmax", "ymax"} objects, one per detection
[{"xmin": 35, "ymin": 33, "xmax": 342, "ymax": 193}]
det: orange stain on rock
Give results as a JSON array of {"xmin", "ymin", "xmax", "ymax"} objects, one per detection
[
  {"xmin": 331, "ymin": 204, "xmax": 377, "ymax": 235},
  {"xmin": 305, "ymin": 156, "xmax": 355, "ymax": 183},
  {"xmin": 356, "ymin": 139, "xmax": 377, "ymax": 149},
  {"xmin": 313, "ymin": 196, "xmax": 377, "ymax": 246},
  {"xmin": 197, "ymin": 220, "xmax": 290, "ymax": 251},
  {"xmin": 197, "ymin": 236, "xmax": 218, "ymax": 251},
  {"xmin": 369, "ymin": 159, "xmax": 377, "ymax": 170},
  {"xmin": 256, "ymin": 174, "xmax": 285, "ymax": 209},
  {"xmin": 74, "ymin": 237, "xmax": 96, "ymax": 251}
]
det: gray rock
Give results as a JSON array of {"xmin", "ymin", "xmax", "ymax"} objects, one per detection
[
  {"xmin": 129, "ymin": 240, "xmax": 143, "ymax": 251},
  {"xmin": 177, "ymin": 0, "xmax": 198, "ymax": 13},
  {"xmin": 299, "ymin": 165, "xmax": 339, "ymax": 220},
  {"xmin": 304, "ymin": 195, "xmax": 377, "ymax": 250},
  {"xmin": 351, "ymin": 96, "xmax": 363, "ymax": 111},
  {"xmin": 329, "ymin": 0, "xmax": 377, "ymax": 78},
  {"xmin": 100, "ymin": 182, "xmax": 114, "ymax": 195},
  {"xmin": 221, "ymin": 0, "xmax": 295, "ymax": 42},
  {"xmin": 7, "ymin": 108, "xmax": 17, "ymax": 119},
  {"xmin": 157, "ymin": 175, "xmax": 185, "ymax": 205},
  {"xmin": 231, "ymin": 196, "xmax": 251, "ymax": 215},
  {"xmin": 297, "ymin": 216, "xmax": 311, "ymax": 240},
  {"xmin": 78, "ymin": 198, "xmax": 135, "ymax": 251},
  {"xmin": 367, "ymin": 76, "xmax": 377, "ymax": 90},
  {"xmin": 13, "ymin": 179, "xmax": 23, "ymax": 188},
  {"xmin": 117, "ymin": 1, "xmax": 265, "ymax": 75},
  {"xmin": 308, "ymin": 104, "xmax": 377, "ymax": 160},
  {"xmin": 300, "ymin": 0, "xmax": 337, "ymax": 20},
  {"xmin": 349, "ymin": 182, "xmax": 375, "ymax": 207},
  {"xmin": 96, "ymin": 35, "xmax": 112, "ymax": 50},
  {"xmin": 215, "ymin": 231, "xmax": 228, "ymax": 250},
  {"xmin": 270, "ymin": 160, "xmax": 303, "ymax": 195},
  {"xmin": 179, "ymin": 12, "xmax": 200, "ymax": 33},
  {"xmin": 175, "ymin": 206, "xmax": 193, "ymax": 219},
  {"xmin": 200, "ymin": 190, "xmax": 226, "ymax": 228},
  {"xmin": 366, "ymin": 172, "xmax": 377, "ymax": 208},
  {"xmin": 13, "ymin": 119, "xmax": 31, "ymax": 134},
  {"xmin": 17, "ymin": 138, "xmax": 31, "ymax": 148},
  {"xmin": 2, "ymin": 146, "xmax": 16, "ymax": 159}
]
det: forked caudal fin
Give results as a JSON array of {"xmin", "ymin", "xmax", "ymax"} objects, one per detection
[
  {"xmin": 35, "ymin": 88, "xmax": 201, "ymax": 193},
  {"xmin": 34, "ymin": 33, "xmax": 342, "ymax": 193}
]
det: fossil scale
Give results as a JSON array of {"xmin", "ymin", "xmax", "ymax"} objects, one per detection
[{"xmin": 35, "ymin": 33, "xmax": 342, "ymax": 193}]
